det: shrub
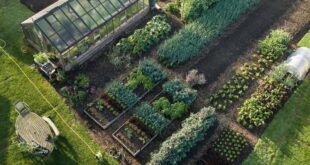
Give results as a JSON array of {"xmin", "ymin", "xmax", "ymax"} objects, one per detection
[
  {"xmin": 107, "ymin": 81, "xmax": 138, "ymax": 108},
  {"xmin": 180, "ymin": 0, "xmax": 218, "ymax": 21},
  {"xmin": 126, "ymin": 69, "xmax": 154, "ymax": 90},
  {"xmin": 148, "ymin": 107, "xmax": 216, "ymax": 164},
  {"xmin": 134, "ymin": 102, "xmax": 169, "ymax": 134},
  {"xmin": 152, "ymin": 97, "xmax": 188, "ymax": 119},
  {"xmin": 257, "ymin": 30, "xmax": 291, "ymax": 61},
  {"xmin": 56, "ymin": 69, "xmax": 67, "ymax": 84},
  {"xmin": 139, "ymin": 60, "xmax": 167, "ymax": 83},
  {"xmin": 163, "ymin": 80, "xmax": 198, "ymax": 106},
  {"xmin": 165, "ymin": 2, "xmax": 180, "ymax": 16},
  {"xmin": 33, "ymin": 53, "xmax": 48, "ymax": 64},
  {"xmin": 158, "ymin": 0, "xmax": 259, "ymax": 67},
  {"xmin": 186, "ymin": 69, "xmax": 206, "ymax": 87},
  {"xmin": 74, "ymin": 74, "xmax": 90, "ymax": 89}
]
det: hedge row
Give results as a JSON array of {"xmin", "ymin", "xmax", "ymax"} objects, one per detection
[
  {"xmin": 158, "ymin": 0, "xmax": 259, "ymax": 67},
  {"xmin": 148, "ymin": 107, "xmax": 216, "ymax": 164}
]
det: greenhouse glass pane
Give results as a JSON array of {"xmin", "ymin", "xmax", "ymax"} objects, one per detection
[
  {"xmin": 58, "ymin": 29, "xmax": 75, "ymax": 45},
  {"xmin": 69, "ymin": 0, "xmax": 86, "ymax": 15},
  {"xmin": 50, "ymin": 34, "xmax": 67, "ymax": 51},
  {"xmin": 89, "ymin": 9, "xmax": 105, "ymax": 25},
  {"xmin": 81, "ymin": 14, "xmax": 97, "ymax": 30},
  {"xmin": 53, "ymin": 10, "xmax": 81, "ymax": 40},
  {"xmin": 73, "ymin": 19, "xmax": 89, "ymax": 35},
  {"xmin": 77, "ymin": 0, "xmax": 93, "ymax": 12},
  {"xmin": 109, "ymin": 0, "xmax": 123, "ymax": 9},
  {"xmin": 36, "ymin": 19, "xmax": 55, "ymax": 36},
  {"xmin": 96, "ymin": 5, "xmax": 112, "ymax": 20},
  {"xmin": 102, "ymin": 1, "xmax": 118, "ymax": 15}
]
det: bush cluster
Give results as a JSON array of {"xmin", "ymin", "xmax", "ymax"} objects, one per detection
[
  {"xmin": 106, "ymin": 81, "xmax": 138, "ymax": 108},
  {"xmin": 163, "ymin": 80, "xmax": 197, "ymax": 106},
  {"xmin": 133, "ymin": 102, "xmax": 169, "ymax": 134},
  {"xmin": 152, "ymin": 97, "xmax": 187, "ymax": 120},
  {"xmin": 158, "ymin": 0, "xmax": 259, "ymax": 67},
  {"xmin": 180, "ymin": 0, "xmax": 218, "ymax": 21},
  {"xmin": 148, "ymin": 107, "xmax": 216, "ymax": 164}
]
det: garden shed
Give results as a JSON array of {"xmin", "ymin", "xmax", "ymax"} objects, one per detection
[
  {"xmin": 284, "ymin": 47, "xmax": 310, "ymax": 80},
  {"xmin": 21, "ymin": 0, "xmax": 153, "ymax": 70}
]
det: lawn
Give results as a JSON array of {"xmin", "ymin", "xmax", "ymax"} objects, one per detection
[
  {"xmin": 0, "ymin": 1, "xmax": 117, "ymax": 165},
  {"xmin": 243, "ymin": 77, "xmax": 310, "ymax": 165},
  {"xmin": 298, "ymin": 31, "xmax": 310, "ymax": 48}
]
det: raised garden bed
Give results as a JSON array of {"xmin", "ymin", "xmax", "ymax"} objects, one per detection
[
  {"xmin": 84, "ymin": 60, "xmax": 167, "ymax": 129},
  {"xmin": 112, "ymin": 103, "xmax": 170, "ymax": 156}
]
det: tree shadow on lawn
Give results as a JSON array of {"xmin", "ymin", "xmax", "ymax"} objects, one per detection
[{"xmin": 0, "ymin": 96, "xmax": 11, "ymax": 165}]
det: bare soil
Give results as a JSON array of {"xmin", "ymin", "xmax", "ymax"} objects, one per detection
[{"xmin": 52, "ymin": 0, "xmax": 310, "ymax": 164}]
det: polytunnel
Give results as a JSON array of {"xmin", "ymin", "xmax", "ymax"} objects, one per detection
[{"xmin": 284, "ymin": 47, "xmax": 310, "ymax": 80}]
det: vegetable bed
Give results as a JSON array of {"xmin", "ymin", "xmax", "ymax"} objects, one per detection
[
  {"xmin": 112, "ymin": 79, "xmax": 197, "ymax": 156},
  {"xmin": 113, "ymin": 103, "xmax": 170, "ymax": 156},
  {"xmin": 84, "ymin": 60, "xmax": 167, "ymax": 129}
]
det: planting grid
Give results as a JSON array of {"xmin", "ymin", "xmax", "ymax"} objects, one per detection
[{"xmin": 40, "ymin": 0, "xmax": 310, "ymax": 164}]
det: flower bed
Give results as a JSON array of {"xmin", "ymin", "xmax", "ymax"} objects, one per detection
[
  {"xmin": 237, "ymin": 65, "xmax": 298, "ymax": 128},
  {"xmin": 206, "ymin": 30, "xmax": 291, "ymax": 111},
  {"xmin": 84, "ymin": 60, "xmax": 167, "ymax": 129},
  {"xmin": 112, "ymin": 103, "xmax": 170, "ymax": 156}
]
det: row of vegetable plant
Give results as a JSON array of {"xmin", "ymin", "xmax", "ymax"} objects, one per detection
[
  {"xmin": 112, "ymin": 78, "xmax": 197, "ymax": 155},
  {"xmin": 158, "ymin": 0, "xmax": 259, "ymax": 67},
  {"xmin": 109, "ymin": 15, "xmax": 171, "ymax": 68},
  {"xmin": 84, "ymin": 60, "xmax": 166, "ymax": 129},
  {"xmin": 165, "ymin": 0, "xmax": 218, "ymax": 22},
  {"xmin": 113, "ymin": 102, "xmax": 170, "ymax": 155},
  {"xmin": 209, "ymin": 129, "xmax": 249, "ymax": 163},
  {"xmin": 205, "ymin": 30, "xmax": 292, "ymax": 111},
  {"xmin": 148, "ymin": 107, "xmax": 216, "ymax": 165},
  {"xmin": 237, "ymin": 64, "xmax": 298, "ymax": 128}
]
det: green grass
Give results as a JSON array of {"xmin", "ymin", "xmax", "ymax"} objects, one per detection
[
  {"xmin": 243, "ymin": 78, "xmax": 310, "ymax": 165},
  {"xmin": 298, "ymin": 31, "xmax": 310, "ymax": 48},
  {"xmin": 0, "ymin": 1, "xmax": 117, "ymax": 164}
]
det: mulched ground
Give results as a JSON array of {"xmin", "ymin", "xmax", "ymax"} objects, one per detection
[{"xmin": 52, "ymin": 0, "xmax": 310, "ymax": 164}]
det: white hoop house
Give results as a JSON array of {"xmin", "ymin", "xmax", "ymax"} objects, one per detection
[{"xmin": 284, "ymin": 47, "xmax": 310, "ymax": 80}]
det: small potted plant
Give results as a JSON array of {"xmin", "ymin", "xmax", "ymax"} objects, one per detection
[{"xmin": 34, "ymin": 53, "xmax": 48, "ymax": 66}]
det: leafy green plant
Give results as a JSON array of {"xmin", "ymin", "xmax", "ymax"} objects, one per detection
[
  {"xmin": 74, "ymin": 74, "xmax": 90, "ymax": 89},
  {"xmin": 33, "ymin": 53, "xmax": 48, "ymax": 64},
  {"xmin": 148, "ymin": 107, "xmax": 216, "ymax": 164},
  {"xmin": 126, "ymin": 69, "xmax": 154, "ymax": 90},
  {"xmin": 158, "ymin": 0, "xmax": 259, "ymax": 67},
  {"xmin": 165, "ymin": 2, "xmax": 180, "ymax": 16},
  {"xmin": 133, "ymin": 102, "xmax": 169, "ymax": 134},
  {"xmin": 152, "ymin": 97, "xmax": 188, "ymax": 119},
  {"xmin": 139, "ymin": 60, "xmax": 167, "ymax": 83},
  {"xmin": 112, "ymin": 15, "xmax": 171, "ymax": 61},
  {"xmin": 125, "ymin": 127, "xmax": 134, "ymax": 140},
  {"xmin": 107, "ymin": 81, "xmax": 138, "ymax": 108},
  {"xmin": 163, "ymin": 80, "xmax": 198, "ymax": 106},
  {"xmin": 180, "ymin": 0, "xmax": 218, "ymax": 21},
  {"xmin": 56, "ymin": 69, "xmax": 67, "ymax": 84},
  {"xmin": 237, "ymin": 65, "xmax": 297, "ymax": 128},
  {"xmin": 211, "ymin": 129, "xmax": 248, "ymax": 163}
]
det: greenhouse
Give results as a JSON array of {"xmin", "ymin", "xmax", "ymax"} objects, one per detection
[
  {"xmin": 21, "ymin": 0, "xmax": 152, "ymax": 70},
  {"xmin": 285, "ymin": 47, "xmax": 310, "ymax": 80}
]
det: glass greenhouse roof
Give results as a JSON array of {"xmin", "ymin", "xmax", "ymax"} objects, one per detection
[{"xmin": 33, "ymin": 0, "xmax": 138, "ymax": 53}]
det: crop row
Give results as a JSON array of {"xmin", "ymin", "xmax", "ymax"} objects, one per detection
[
  {"xmin": 158, "ymin": 0, "xmax": 259, "ymax": 67},
  {"xmin": 206, "ymin": 30, "xmax": 292, "ymax": 111}
]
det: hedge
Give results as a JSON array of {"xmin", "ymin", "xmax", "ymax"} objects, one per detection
[{"xmin": 157, "ymin": 0, "xmax": 259, "ymax": 67}]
